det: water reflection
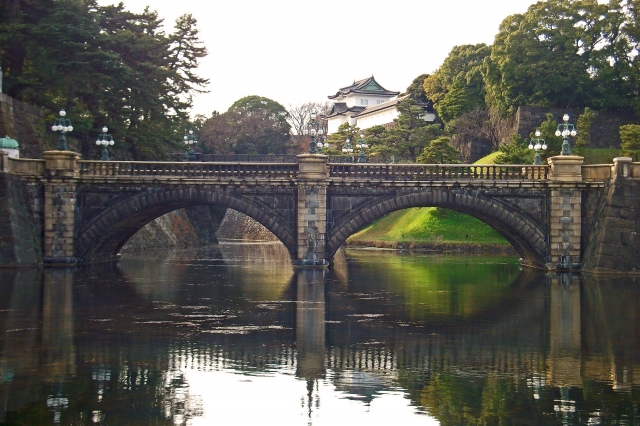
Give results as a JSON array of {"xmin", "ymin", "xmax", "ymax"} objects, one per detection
[{"xmin": 0, "ymin": 246, "xmax": 638, "ymax": 425}]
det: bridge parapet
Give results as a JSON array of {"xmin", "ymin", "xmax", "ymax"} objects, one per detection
[
  {"xmin": 582, "ymin": 164, "xmax": 613, "ymax": 181},
  {"xmin": 78, "ymin": 160, "xmax": 298, "ymax": 180},
  {"xmin": 328, "ymin": 163, "xmax": 549, "ymax": 181},
  {"xmin": 2, "ymin": 155, "xmax": 45, "ymax": 177}
]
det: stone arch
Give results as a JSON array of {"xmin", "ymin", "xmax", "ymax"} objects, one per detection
[
  {"xmin": 327, "ymin": 189, "xmax": 549, "ymax": 267},
  {"xmin": 76, "ymin": 187, "xmax": 296, "ymax": 262}
]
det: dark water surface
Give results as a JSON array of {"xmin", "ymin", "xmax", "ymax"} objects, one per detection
[{"xmin": 0, "ymin": 243, "xmax": 639, "ymax": 425}]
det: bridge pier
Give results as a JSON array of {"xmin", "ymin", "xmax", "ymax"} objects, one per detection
[
  {"xmin": 547, "ymin": 156, "xmax": 584, "ymax": 269},
  {"xmin": 295, "ymin": 155, "xmax": 329, "ymax": 267},
  {"xmin": 42, "ymin": 151, "xmax": 80, "ymax": 264}
]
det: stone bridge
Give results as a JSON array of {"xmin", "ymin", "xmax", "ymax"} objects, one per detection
[{"xmin": 1, "ymin": 150, "xmax": 636, "ymax": 271}]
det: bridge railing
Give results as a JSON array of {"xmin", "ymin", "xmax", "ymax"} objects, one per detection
[
  {"xmin": 328, "ymin": 163, "xmax": 550, "ymax": 181},
  {"xmin": 78, "ymin": 161, "xmax": 298, "ymax": 179}
]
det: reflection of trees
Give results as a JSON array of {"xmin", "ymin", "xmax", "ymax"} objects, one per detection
[{"xmin": 2, "ymin": 251, "xmax": 640, "ymax": 424}]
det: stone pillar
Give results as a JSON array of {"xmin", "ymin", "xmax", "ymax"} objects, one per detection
[
  {"xmin": 613, "ymin": 156, "xmax": 632, "ymax": 179},
  {"xmin": 295, "ymin": 155, "xmax": 329, "ymax": 267},
  {"xmin": 547, "ymin": 156, "xmax": 583, "ymax": 269},
  {"xmin": 43, "ymin": 151, "xmax": 81, "ymax": 264}
]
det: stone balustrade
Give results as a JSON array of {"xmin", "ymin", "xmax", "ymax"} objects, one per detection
[
  {"xmin": 329, "ymin": 163, "xmax": 550, "ymax": 181},
  {"xmin": 78, "ymin": 160, "xmax": 298, "ymax": 179}
]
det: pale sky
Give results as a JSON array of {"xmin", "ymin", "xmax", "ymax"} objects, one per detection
[{"xmin": 98, "ymin": 0, "xmax": 539, "ymax": 117}]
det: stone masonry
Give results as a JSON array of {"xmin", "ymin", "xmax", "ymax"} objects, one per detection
[
  {"xmin": 547, "ymin": 156, "xmax": 584, "ymax": 267},
  {"xmin": 42, "ymin": 151, "xmax": 80, "ymax": 263},
  {"xmin": 296, "ymin": 155, "xmax": 329, "ymax": 266},
  {"xmin": 3, "ymin": 150, "xmax": 640, "ymax": 273},
  {"xmin": 581, "ymin": 157, "xmax": 640, "ymax": 273}
]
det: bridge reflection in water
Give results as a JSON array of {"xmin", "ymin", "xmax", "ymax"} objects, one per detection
[{"xmin": 0, "ymin": 246, "xmax": 639, "ymax": 424}]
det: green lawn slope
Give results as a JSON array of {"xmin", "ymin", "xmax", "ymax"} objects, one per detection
[
  {"xmin": 348, "ymin": 151, "xmax": 510, "ymax": 247},
  {"xmin": 347, "ymin": 207, "xmax": 510, "ymax": 246},
  {"xmin": 347, "ymin": 147, "xmax": 620, "ymax": 249}
]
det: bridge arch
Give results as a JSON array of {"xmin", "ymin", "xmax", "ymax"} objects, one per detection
[
  {"xmin": 327, "ymin": 189, "xmax": 549, "ymax": 267},
  {"xmin": 76, "ymin": 188, "xmax": 296, "ymax": 262}
]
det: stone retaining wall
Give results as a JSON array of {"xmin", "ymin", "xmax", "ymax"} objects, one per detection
[
  {"xmin": 454, "ymin": 106, "xmax": 639, "ymax": 163},
  {"xmin": 515, "ymin": 106, "xmax": 639, "ymax": 149},
  {"xmin": 0, "ymin": 93, "xmax": 55, "ymax": 158},
  {"xmin": 215, "ymin": 209, "xmax": 279, "ymax": 242},
  {"xmin": 122, "ymin": 205, "xmax": 227, "ymax": 253},
  {"xmin": 0, "ymin": 173, "xmax": 42, "ymax": 266},
  {"xmin": 582, "ymin": 178, "xmax": 640, "ymax": 273}
]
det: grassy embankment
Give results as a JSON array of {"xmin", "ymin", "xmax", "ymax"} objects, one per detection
[{"xmin": 347, "ymin": 148, "xmax": 620, "ymax": 251}]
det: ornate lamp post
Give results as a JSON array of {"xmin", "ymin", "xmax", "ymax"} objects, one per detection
[
  {"xmin": 555, "ymin": 114, "xmax": 577, "ymax": 156},
  {"xmin": 528, "ymin": 130, "xmax": 547, "ymax": 165},
  {"xmin": 355, "ymin": 133, "xmax": 369, "ymax": 163},
  {"xmin": 308, "ymin": 111, "xmax": 320, "ymax": 154},
  {"xmin": 183, "ymin": 129, "xmax": 197, "ymax": 161},
  {"xmin": 315, "ymin": 132, "xmax": 328, "ymax": 153},
  {"xmin": 96, "ymin": 126, "xmax": 115, "ymax": 160},
  {"xmin": 51, "ymin": 109, "xmax": 73, "ymax": 151},
  {"xmin": 342, "ymin": 138, "xmax": 354, "ymax": 162}
]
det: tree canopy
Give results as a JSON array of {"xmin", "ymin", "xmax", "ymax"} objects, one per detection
[
  {"xmin": 423, "ymin": 43, "xmax": 490, "ymax": 124},
  {"xmin": 199, "ymin": 96, "xmax": 292, "ymax": 155},
  {"xmin": 0, "ymin": 0, "xmax": 208, "ymax": 160},
  {"xmin": 484, "ymin": 0, "xmax": 640, "ymax": 114}
]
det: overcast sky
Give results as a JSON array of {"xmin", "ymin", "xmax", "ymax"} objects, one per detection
[{"xmin": 97, "ymin": 0, "xmax": 539, "ymax": 117}]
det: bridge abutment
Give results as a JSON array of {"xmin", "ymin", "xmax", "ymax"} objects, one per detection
[{"xmin": 43, "ymin": 151, "xmax": 80, "ymax": 264}]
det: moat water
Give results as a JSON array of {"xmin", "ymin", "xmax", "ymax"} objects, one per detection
[{"xmin": 0, "ymin": 243, "xmax": 638, "ymax": 425}]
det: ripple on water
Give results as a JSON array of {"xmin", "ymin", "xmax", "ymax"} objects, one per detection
[{"xmin": 201, "ymin": 325, "xmax": 291, "ymax": 335}]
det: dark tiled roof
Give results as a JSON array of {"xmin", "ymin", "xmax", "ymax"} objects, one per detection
[
  {"xmin": 323, "ymin": 104, "xmax": 366, "ymax": 119},
  {"xmin": 328, "ymin": 76, "xmax": 400, "ymax": 99}
]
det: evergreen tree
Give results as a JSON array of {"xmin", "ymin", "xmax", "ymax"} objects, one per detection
[
  {"xmin": 385, "ymin": 99, "xmax": 442, "ymax": 161},
  {"xmin": 620, "ymin": 124, "xmax": 640, "ymax": 160},
  {"xmin": 423, "ymin": 43, "xmax": 489, "ymax": 124},
  {"xmin": 417, "ymin": 137, "xmax": 461, "ymax": 164},
  {"xmin": 325, "ymin": 122, "xmax": 360, "ymax": 156},
  {"xmin": 484, "ymin": 0, "xmax": 639, "ymax": 114},
  {"xmin": 575, "ymin": 107, "xmax": 596, "ymax": 157},
  {"xmin": 0, "ymin": 1, "xmax": 209, "ymax": 160},
  {"xmin": 494, "ymin": 135, "xmax": 533, "ymax": 164}
]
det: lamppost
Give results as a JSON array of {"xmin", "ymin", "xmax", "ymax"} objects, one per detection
[
  {"xmin": 96, "ymin": 126, "xmax": 115, "ymax": 160},
  {"xmin": 51, "ymin": 109, "xmax": 73, "ymax": 151},
  {"xmin": 355, "ymin": 133, "xmax": 369, "ymax": 163},
  {"xmin": 308, "ymin": 111, "xmax": 322, "ymax": 154},
  {"xmin": 528, "ymin": 130, "xmax": 547, "ymax": 165},
  {"xmin": 316, "ymin": 133, "xmax": 328, "ymax": 153},
  {"xmin": 342, "ymin": 138, "xmax": 354, "ymax": 162},
  {"xmin": 555, "ymin": 114, "xmax": 577, "ymax": 156},
  {"xmin": 183, "ymin": 129, "xmax": 197, "ymax": 161}
]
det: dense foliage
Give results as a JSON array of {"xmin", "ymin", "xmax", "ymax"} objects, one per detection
[
  {"xmin": 417, "ymin": 0, "xmax": 640, "ymax": 165},
  {"xmin": 0, "ymin": 0, "xmax": 208, "ymax": 160},
  {"xmin": 485, "ymin": 0, "xmax": 640, "ymax": 115},
  {"xmin": 423, "ymin": 44, "xmax": 490, "ymax": 125},
  {"xmin": 199, "ymin": 96, "xmax": 293, "ymax": 155}
]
